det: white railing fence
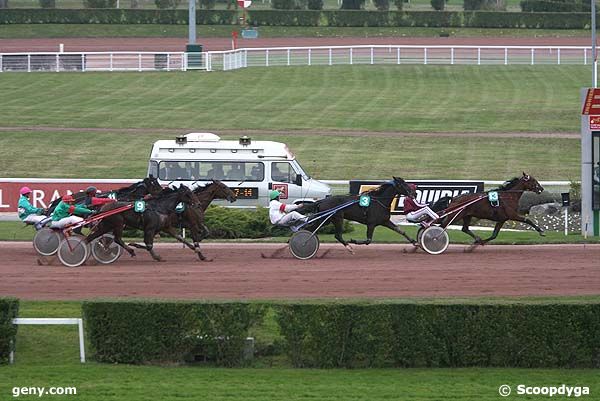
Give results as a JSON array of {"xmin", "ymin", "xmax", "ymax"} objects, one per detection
[
  {"xmin": 0, "ymin": 51, "xmax": 188, "ymax": 73},
  {"xmin": 0, "ymin": 45, "xmax": 594, "ymax": 73},
  {"xmin": 205, "ymin": 45, "xmax": 594, "ymax": 71}
]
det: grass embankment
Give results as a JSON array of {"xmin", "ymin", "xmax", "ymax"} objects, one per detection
[
  {"xmin": 1, "ymin": 300, "xmax": 599, "ymax": 400},
  {"xmin": 0, "ymin": 66, "xmax": 586, "ymax": 133}
]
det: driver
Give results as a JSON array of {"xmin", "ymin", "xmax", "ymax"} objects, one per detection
[
  {"xmin": 50, "ymin": 194, "xmax": 93, "ymax": 229},
  {"xmin": 268, "ymin": 190, "xmax": 308, "ymax": 227},
  {"xmin": 404, "ymin": 184, "xmax": 440, "ymax": 224}
]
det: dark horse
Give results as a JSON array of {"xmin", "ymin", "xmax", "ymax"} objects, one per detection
[
  {"xmin": 437, "ymin": 172, "xmax": 545, "ymax": 245},
  {"xmin": 298, "ymin": 177, "xmax": 417, "ymax": 253},
  {"xmin": 166, "ymin": 180, "xmax": 237, "ymax": 261},
  {"xmin": 86, "ymin": 185, "xmax": 198, "ymax": 262}
]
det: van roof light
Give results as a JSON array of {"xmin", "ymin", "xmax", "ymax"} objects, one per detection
[
  {"xmin": 239, "ymin": 136, "xmax": 251, "ymax": 146},
  {"xmin": 175, "ymin": 135, "xmax": 187, "ymax": 145}
]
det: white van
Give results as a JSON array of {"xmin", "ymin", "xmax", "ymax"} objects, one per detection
[{"xmin": 147, "ymin": 133, "xmax": 331, "ymax": 207}]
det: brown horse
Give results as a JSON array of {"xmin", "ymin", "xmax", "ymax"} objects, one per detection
[
  {"xmin": 438, "ymin": 173, "xmax": 545, "ymax": 245},
  {"xmin": 86, "ymin": 185, "xmax": 198, "ymax": 261},
  {"xmin": 167, "ymin": 180, "xmax": 237, "ymax": 261}
]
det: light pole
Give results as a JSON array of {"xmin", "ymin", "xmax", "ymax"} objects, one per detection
[
  {"xmin": 189, "ymin": 0, "xmax": 196, "ymax": 45},
  {"xmin": 593, "ymin": 0, "xmax": 597, "ymax": 87}
]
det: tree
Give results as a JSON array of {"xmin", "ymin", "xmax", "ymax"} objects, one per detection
[
  {"xmin": 431, "ymin": 0, "xmax": 444, "ymax": 10},
  {"xmin": 39, "ymin": 0, "xmax": 56, "ymax": 8},
  {"xmin": 0, "ymin": 0, "xmax": 8, "ymax": 8},
  {"xmin": 340, "ymin": 0, "xmax": 365, "ymax": 9},
  {"xmin": 373, "ymin": 0, "xmax": 389, "ymax": 10},
  {"xmin": 155, "ymin": 0, "xmax": 182, "ymax": 9},
  {"xmin": 394, "ymin": 0, "xmax": 403, "ymax": 10}
]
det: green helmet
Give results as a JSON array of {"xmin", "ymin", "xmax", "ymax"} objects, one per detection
[{"xmin": 269, "ymin": 190, "xmax": 281, "ymax": 200}]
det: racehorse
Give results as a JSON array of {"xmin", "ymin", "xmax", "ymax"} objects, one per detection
[
  {"xmin": 298, "ymin": 176, "xmax": 417, "ymax": 253},
  {"xmin": 167, "ymin": 180, "xmax": 237, "ymax": 261},
  {"xmin": 437, "ymin": 172, "xmax": 545, "ymax": 245},
  {"xmin": 85, "ymin": 185, "xmax": 198, "ymax": 262}
]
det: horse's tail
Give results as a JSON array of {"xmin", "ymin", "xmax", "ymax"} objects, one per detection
[{"xmin": 431, "ymin": 196, "xmax": 452, "ymax": 212}]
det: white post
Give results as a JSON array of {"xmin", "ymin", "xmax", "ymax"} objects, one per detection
[
  {"xmin": 308, "ymin": 49, "xmax": 311, "ymax": 66},
  {"xmin": 350, "ymin": 48, "xmax": 353, "ymax": 65},
  {"xmin": 329, "ymin": 48, "xmax": 332, "ymax": 66},
  {"xmin": 56, "ymin": 54, "xmax": 59, "ymax": 72},
  {"xmin": 477, "ymin": 48, "xmax": 481, "ymax": 65},
  {"xmin": 451, "ymin": 47, "xmax": 454, "ymax": 65},
  {"xmin": 167, "ymin": 53, "xmax": 171, "ymax": 71},
  {"xmin": 370, "ymin": 47, "xmax": 374, "ymax": 65},
  {"xmin": 9, "ymin": 340, "xmax": 14, "ymax": 364},
  {"xmin": 424, "ymin": 48, "xmax": 427, "ymax": 65},
  {"xmin": 287, "ymin": 49, "xmax": 290, "ymax": 66},
  {"xmin": 266, "ymin": 49, "xmax": 269, "ymax": 67},
  {"xmin": 397, "ymin": 47, "xmax": 400, "ymax": 65},
  {"xmin": 59, "ymin": 43, "xmax": 64, "ymax": 53},
  {"xmin": 81, "ymin": 54, "xmax": 85, "ymax": 72},
  {"xmin": 564, "ymin": 207, "xmax": 568, "ymax": 236},
  {"xmin": 531, "ymin": 48, "xmax": 535, "ymax": 65},
  {"xmin": 558, "ymin": 48, "xmax": 561, "ymax": 65},
  {"xmin": 138, "ymin": 53, "xmax": 142, "ymax": 72},
  {"xmin": 505, "ymin": 48, "xmax": 508, "ymax": 65},
  {"xmin": 78, "ymin": 319, "xmax": 86, "ymax": 363},
  {"xmin": 27, "ymin": 54, "xmax": 31, "ymax": 72}
]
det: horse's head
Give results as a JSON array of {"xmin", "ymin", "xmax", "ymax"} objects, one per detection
[
  {"xmin": 176, "ymin": 184, "xmax": 199, "ymax": 207},
  {"xmin": 520, "ymin": 172, "xmax": 544, "ymax": 194},
  {"xmin": 392, "ymin": 176, "xmax": 417, "ymax": 197},
  {"xmin": 210, "ymin": 180, "xmax": 237, "ymax": 203},
  {"xmin": 143, "ymin": 175, "xmax": 163, "ymax": 196}
]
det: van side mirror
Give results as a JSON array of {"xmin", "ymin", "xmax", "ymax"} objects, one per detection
[{"xmin": 295, "ymin": 175, "xmax": 302, "ymax": 186}]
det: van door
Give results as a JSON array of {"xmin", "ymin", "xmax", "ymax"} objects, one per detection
[{"xmin": 270, "ymin": 162, "xmax": 303, "ymax": 204}]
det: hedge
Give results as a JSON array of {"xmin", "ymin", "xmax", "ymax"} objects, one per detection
[
  {"xmin": 0, "ymin": 298, "xmax": 19, "ymax": 365},
  {"xmin": 83, "ymin": 301, "xmax": 266, "ymax": 366},
  {"xmin": 275, "ymin": 303, "xmax": 600, "ymax": 368},
  {"xmin": 247, "ymin": 10, "xmax": 598, "ymax": 29},
  {"xmin": 0, "ymin": 9, "xmax": 235, "ymax": 24},
  {"xmin": 0, "ymin": 8, "xmax": 598, "ymax": 28},
  {"xmin": 521, "ymin": 0, "xmax": 590, "ymax": 12}
]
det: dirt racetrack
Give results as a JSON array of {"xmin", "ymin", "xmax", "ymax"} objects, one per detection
[{"xmin": 0, "ymin": 242, "xmax": 598, "ymax": 300}]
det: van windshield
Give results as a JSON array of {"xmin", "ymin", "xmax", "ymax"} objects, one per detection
[
  {"xmin": 158, "ymin": 161, "xmax": 264, "ymax": 182},
  {"xmin": 291, "ymin": 160, "xmax": 310, "ymax": 180}
]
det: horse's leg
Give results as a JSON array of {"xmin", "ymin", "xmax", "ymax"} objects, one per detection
[
  {"xmin": 480, "ymin": 221, "xmax": 505, "ymax": 244},
  {"xmin": 349, "ymin": 224, "xmax": 375, "ymax": 245},
  {"xmin": 112, "ymin": 224, "xmax": 136, "ymax": 257},
  {"xmin": 331, "ymin": 215, "xmax": 353, "ymax": 253},
  {"xmin": 511, "ymin": 215, "xmax": 546, "ymax": 236},
  {"xmin": 381, "ymin": 220, "xmax": 417, "ymax": 245},
  {"xmin": 129, "ymin": 229, "xmax": 162, "ymax": 261},
  {"xmin": 163, "ymin": 226, "xmax": 196, "ymax": 251},
  {"xmin": 461, "ymin": 216, "xmax": 482, "ymax": 243}
]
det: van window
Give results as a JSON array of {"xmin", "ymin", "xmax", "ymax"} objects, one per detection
[
  {"xmin": 272, "ymin": 162, "xmax": 298, "ymax": 184},
  {"xmin": 148, "ymin": 161, "xmax": 159, "ymax": 178},
  {"xmin": 159, "ymin": 161, "xmax": 264, "ymax": 182}
]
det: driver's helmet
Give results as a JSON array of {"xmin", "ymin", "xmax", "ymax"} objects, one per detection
[
  {"xmin": 269, "ymin": 190, "xmax": 281, "ymax": 201},
  {"xmin": 408, "ymin": 183, "xmax": 418, "ymax": 192},
  {"xmin": 85, "ymin": 186, "xmax": 97, "ymax": 195},
  {"xmin": 62, "ymin": 194, "xmax": 75, "ymax": 203}
]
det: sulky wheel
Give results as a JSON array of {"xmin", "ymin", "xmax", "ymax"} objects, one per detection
[
  {"xmin": 91, "ymin": 234, "xmax": 122, "ymax": 264},
  {"xmin": 289, "ymin": 230, "xmax": 320, "ymax": 260},
  {"xmin": 420, "ymin": 226, "xmax": 449, "ymax": 255},
  {"xmin": 33, "ymin": 227, "xmax": 62, "ymax": 256},
  {"xmin": 57, "ymin": 235, "xmax": 89, "ymax": 268}
]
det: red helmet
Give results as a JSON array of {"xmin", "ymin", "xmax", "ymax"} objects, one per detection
[
  {"xmin": 20, "ymin": 186, "xmax": 32, "ymax": 195},
  {"xmin": 62, "ymin": 194, "xmax": 75, "ymax": 203}
]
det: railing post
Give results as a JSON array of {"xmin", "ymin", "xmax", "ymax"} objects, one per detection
[
  {"xmin": 370, "ymin": 47, "xmax": 374, "ymax": 65},
  {"xmin": 56, "ymin": 54, "xmax": 59, "ymax": 72},
  {"xmin": 584, "ymin": 48, "xmax": 587, "ymax": 65},
  {"xmin": 397, "ymin": 47, "xmax": 400, "ymax": 65},
  {"xmin": 424, "ymin": 48, "xmax": 427, "ymax": 65},
  {"xmin": 110, "ymin": 53, "xmax": 113, "ymax": 72},
  {"xmin": 0, "ymin": 54, "xmax": 3, "ymax": 73},
  {"xmin": 138, "ymin": 53, "xmax": 142, "ymax": 72},
  {"xmin": 477, "ymin": 48, "xmax": 481, "ymax": 65},
  {"xmin": 350, "ymin": 48, "xmax": 353, "ymax": 65},
  {"xmin": 81, "ymin": 54, "xmax": 85, "ymax": 72},
  {"xmin": 505, "ymin": 48, "xmax": 508, "ymax": 65},
  {"xmin": 287, "ymin": 49, "xmax": 290, "ymax": 66},
  {"xmin": 531, "ymin": 48, "xmax": 534, "ymax": 65},
  {"xmin": 451, "ymin": 47, "xmax": 454, "ymax": 65},
  {"xmin": 27, "ymin": 54, "xmax": 31, "ymax": 72},
  {"xmin": 266, "ymin": 49, "xmax": 269, "ymax": 67},
  {"xmin": 308, "ymin": 49, "xmax": 311, "ymax": 66},
  {"xmin": 167, "ymin": 53, "xmax": 171, "ymax": 71},
  {"xmin": 557, "ymin": 48, "xmax": 560, "ymax": 65},
  {"xmin": 329, "ymin": 48, "xmax": 332, "ymax": 66},
  {"xmin": 244, "ymin": 50, "xmax": 247, "ymax": 68}
]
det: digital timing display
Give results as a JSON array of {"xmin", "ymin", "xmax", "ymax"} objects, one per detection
[{"xmin": 232, "ymin": 187, "xmax": 259, "ymax": 199}]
